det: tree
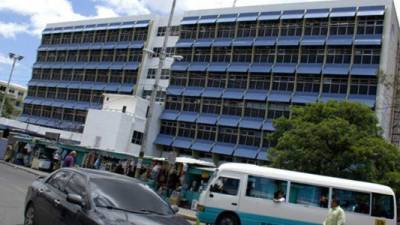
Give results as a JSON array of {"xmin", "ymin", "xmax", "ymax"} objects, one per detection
[
  {"xmin": 269, "ymin": 101, "xmax": 400, "ymax": 194},
  {"xmin": 0, "ymin": 93, "xmax": 18, "ymax": 119}
]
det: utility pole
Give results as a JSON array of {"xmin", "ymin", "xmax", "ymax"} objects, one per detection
[
  {"xmin": 135, "ymin": 0, "xmax": 177, "ymax": 177},
  {"xmin": 0, "ymin": 53, "xmax": 23, "ymax": 117},
  {"xmin": 232, "ymin": 0, "xmax": 238, "ymax": 7}
]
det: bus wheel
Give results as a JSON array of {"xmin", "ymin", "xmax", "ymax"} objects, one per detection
[{"xmin": 216, "ymin": 213, "xmax": 240, "ymax": 225}]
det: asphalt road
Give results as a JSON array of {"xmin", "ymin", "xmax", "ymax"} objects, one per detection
[{"xmin": 0, "ymin": 163, "xmax": 36, "ymax": 225}]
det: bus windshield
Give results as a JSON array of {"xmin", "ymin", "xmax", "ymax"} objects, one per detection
[{"xmin": 372, "ymin": 193, "xmax": 394, "ymax": 219}]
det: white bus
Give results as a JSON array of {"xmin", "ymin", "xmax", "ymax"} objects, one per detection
[{"xmin": 197, "ymin": 163, "xmax": 396, "ymax": 225}]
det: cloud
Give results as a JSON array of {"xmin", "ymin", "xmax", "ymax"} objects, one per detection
[
  {"xmin": 94, "ymin": 6, "xmax": 120, "ymax": 18},
  {"xmin": 93, "ymin": 0, "xmax": 150, "ymax": 16},
  {"xmin": 0, "ymin": 53, "xmax": 12, "ymax": 65},
  {"xmin": 0, "ymin": 22, "xmax": 29, "ymax": 38}
]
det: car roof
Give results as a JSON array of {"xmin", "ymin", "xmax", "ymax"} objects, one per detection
[{"xmin": 60, "ymin": 168, "xmax": 140, "ymax": 183}]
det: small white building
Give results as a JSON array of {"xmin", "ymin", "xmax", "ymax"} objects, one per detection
[{"xmin": 0, "ymin": 80, "xmax": 27, "ymax": 110}]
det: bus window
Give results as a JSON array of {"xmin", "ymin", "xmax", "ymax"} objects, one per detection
[
  {"xmin": 210, "ymin": 177, "xmax": 240, "ymax": 196},
  {"xmin": 371, "ymin": 193, "xmax": 394, "ymax": 219},
  {"xmin": 289, "ymin": 183, "xmax": 329, "ymax": 208},
  {"xmin": 246, "ymin": 176, "xmax": 287, "ymax": 201},
  {"xmin": 332, "ymin": 189, "xmax": 370, "ymax": 214}
]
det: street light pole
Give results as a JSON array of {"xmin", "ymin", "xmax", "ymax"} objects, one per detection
[
  {"xmin": 232, "ymin": 0, "xmax": 238, "ymax": 7},
  {"xmin": 135, "ymin": 0, "xmax": 177, "ymax": 177},
  {"xmin": 0, "ymin": 53, "xmax": 23, "ymax": 117}
]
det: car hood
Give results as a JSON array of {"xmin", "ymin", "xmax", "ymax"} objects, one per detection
[{"xmin": 95, "ymin": 208, "xmax": 190, "ymax": 225}]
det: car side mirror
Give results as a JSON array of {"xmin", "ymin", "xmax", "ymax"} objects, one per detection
[
  {"xmin": 171, "ymin": 205, "xmax": 179, "ymax": 214},
  {"xmin": 67, "ymin": 194, "xmax": 84, "ymax": 207}
]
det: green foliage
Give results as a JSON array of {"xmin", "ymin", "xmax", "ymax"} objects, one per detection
[
  {"xmin": 269, "ymin": 101, "xmax": 400, "ymax": 194},
  {"xmin": 0, "ymin": 93, "xmax": 17, "ymax": 118}
]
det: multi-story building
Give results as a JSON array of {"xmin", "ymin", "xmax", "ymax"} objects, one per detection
[
  {"xmin": 0, "ymin": 80, "xmax": 27, "ymax": 112},
  {"xmin": 154, "ymin": 0, "xmax": 399, "ymax": 164}
]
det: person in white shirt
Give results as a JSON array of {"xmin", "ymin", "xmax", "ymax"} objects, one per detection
[{"xmin": 323, "ymin": 199, "xmax": 346, "ymax": 225}]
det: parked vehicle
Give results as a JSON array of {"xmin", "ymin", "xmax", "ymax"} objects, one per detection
[
  {"xmin": 197, "ymin": 163, "xmax": 396, "ymax": 225},
  {"xmin": 24, "ymin": 168, "xmax": 190, "ymax": 225}
]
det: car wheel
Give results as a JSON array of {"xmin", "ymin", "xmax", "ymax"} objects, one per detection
[
  {"xmin": 24, "ymin": 204, "xmax": 36, "ymax": 225},
  {"xmin": 216, "ymin": 214, "xmax": 239, "ymax": 225}
]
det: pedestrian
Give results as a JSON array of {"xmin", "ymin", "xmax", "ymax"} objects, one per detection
[
  {"xmin": 323, "ymin": 198, "xmax": 346, "ymax": 225},
  {"xmin": 62, "ymin": 151, "xmax": 77, "ymax": 168}
]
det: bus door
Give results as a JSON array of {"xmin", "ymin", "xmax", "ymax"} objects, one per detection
[{"xmin": 206, "ymin": 175, "xmax": 241, "ymax": 211}]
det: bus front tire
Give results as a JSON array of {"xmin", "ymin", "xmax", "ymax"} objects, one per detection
[{"xmin": 216, "ymin": 212, "xmax": 240, "ymax": 225}]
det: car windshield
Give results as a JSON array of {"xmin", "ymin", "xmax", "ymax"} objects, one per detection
[{"xmin": 90, "ymin": 177, "xmax": 173, "ymax": 215}]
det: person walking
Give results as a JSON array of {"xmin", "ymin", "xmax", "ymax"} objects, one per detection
[
  {"xmin": 323, "ymin": 199, "xmax": 346, "ymax": 225},
  {"xmin": 62, "ymin": 151, "xmax": 77, "ymax": 168}
]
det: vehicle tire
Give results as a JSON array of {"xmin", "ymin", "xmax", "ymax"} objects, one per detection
[
  {"xmin": 216, "ymin": 213, "xmax": 240, "ymax": 225},
  {"xmin": 24, "ymin": 204, "xmax": 36, "ymax": 225}
]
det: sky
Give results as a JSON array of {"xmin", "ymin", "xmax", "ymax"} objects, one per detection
[{"xmin": 0, "ymin": 0, "xmax": 399, "ymax": 87}]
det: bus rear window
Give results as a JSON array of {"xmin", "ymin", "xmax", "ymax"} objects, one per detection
[{"xmin": 372, "ymin": 193, "xmax": 394, "ymax": 219}]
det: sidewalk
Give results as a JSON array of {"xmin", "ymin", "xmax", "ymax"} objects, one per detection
[{"xmin": 0, "ymin": 160, "xmax": 198, "ymax": 221}]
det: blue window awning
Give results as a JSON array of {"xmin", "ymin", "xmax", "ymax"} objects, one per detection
[
  {"xmin": 237, "ymin": 12, "xmax": 259, "ymax": 22},
  {"xmin": 89, "ymin": 43, "xmax": 104, "ymax": 50},
  {"xmin": 357, "ymin": 6, "xmax": 385, "ymax": 17},
  {"xmin": 348, "ymin": 95, "xmax": 376, "ymax": 108},
  {"xmin": 154, "ymin": 134, "xmax": 174, "ymax": 146},
  {"xmin": 257, "ymin": 150, "xmax": 268, "ymax": 161},
  {"xmin": 198, "ymin": 15, "xmax": 218, "ymax": 24},
  {"xmin": 254, "ymin": 37, "xmax": 276, "ymax": 46},
  {"xmin": 217, "ymin": 115, "xmax": 240, "ymax": 127},
  {"xmin": 92, "ymin": 83, "xmax": 106, "ymax": 90},
  {"xmin": 118, "ymin": 84, "xmax": 134, "ymax": 93},
  {"xmin": 202, "ymin": 88, "xmax": 223, "ymax": 98},
  {"xmin": 326, "ymin": 36, "xmax": 353, "ymax": 46},
  {"xmin": 172, "ymin": 137, "xmax": 193, "ymax": 149},
  {"xmin": 217, "ymin": 14, "xmax": 238, "ymax": 23},
  {"xmin": 193, "ymin": 39, "xmax": 214, "ymax": 47},
  {"xmin": 232, "ymin": 38, "xmax": 254, "ymax": 47},
  {"xmin": 181, "ymin": 16, "xmax": 199, "ymax": 25},
  {"xmin": 110, "ymin": 63, "xmax": 125, "ymax": 70},
  {"xmin": 350, "ymin": 64, "xmax": 379, "ymax": 76},
  {"xmin": 301, "ymin": 36, "xmax": 326, "ymax": 46},
  {"xmin": 268, "ymin": 92, "xmax": 292, "ymax": 103},
  {"xmin": 208, "ymin": 63, "xmax": 229, "ymax": 72},
  {"xmin": 296, "ymin": 64, "xmax": 322, "ymax": 74},
  {"xmin": 197, "ymin": 113, "xmax": 219, "ymax": 125},
  {"xmin": 222, "ymin": 89, "xmax": 245, "ymax": 100},
  {"xmin": 166, "ymin": 86, "xmax": 184, "ymax": 96},
  {"xmin": 102, "ymin": 43, "xmax": 115, "ymax": 49},
  {"xmin": 177, "ymin": 112, "xmax": 198, "ymax": 122},
  {"xmin": 73, "ymin": 102, "xmax": 90, "ymax": 110},
  {"xmin": 259, "ymin": 11, "xmax": 281, "ymax": 21},
  {"xmin": 104, "ymin": 83, "xmax": 120, "ymax": 91},
  {"xmin": 262, "ymin": 120, "xmax": 275, "ymax": 131},
  {"xmin": 281, "ymin": 10, "xmax": 304, "ymax": 20},
  {"xmin": 212, "ymin": 143, "xmax": 235, "ymax": 156},
  {"xmin": 212, "ymin": 38, "xmax": 232, "ymax": 47},
  {"xmin": 171, "ymin": 62, "xmax": 189, "ymax": 71},
  {"xmin": 244, "ymin": 90, "xmax": 268, "ymax": 101},
  {"xmin": 133, "ymin": 20, "xmax": 149, "ymax": 28},
  {"xmin": 330, "ymin": 7, "xmax": 357, "ymax": 17},
  {"xmin": 130, "ymin": 41, "xmax": 145, "ymax": 49},
  {"xmin": 249, "ymin": 63, "xmax": 272, "ymax": 73},
  {"xmin": 305, "ymin": 8, "xmax": 330, "ymax": 19},
  {"xmin": 55, "ymin": 81, "xmax": 69, "ymax": 88},
  {"xmin": 67, "ymin": 82, "xmax": 81, "ymax": 89},
  {"xmin": 183, "ymin": 87, "xmax": 203, "ymax": 97},
  {"xmin": 292, "ymin": 93, "xmax": 319, "ymax": 104},
  {"xmin": 175, "ymin": 39, "xmax": 194, "ymax": 48},
  {"xmin": 227, "ymin": 63, "xmax": 249, "ymax": 73},
  {"xmin": 120, "ymin": 21, "xmax": 135, "ymax": 29},
  {"xmin": 160, "ymin": 110, "xmax": 179, "ymax": 121},
  {"xmin": 28, "ymin": 80, "xmax": 39, "ymax": 86},
  {"xmin": 97, "ymin": 62, "xmax": 112, "ymax": 70},
  {"xmin": 354, "ymin": 35, "xmax": 382, "ymax": 46},
  {"xmin": 276, "ymin": 36, "xmax": 301, "ymax": 46},
  {"xmin": 234, "ymin": 146, "xmax": 259, "ymax": 159},
  {"xmin": 239, "ymin": 118, "xmax": 264, "ymax": 129},
  {"xmin": 63, "ymin": 101, "xmax": 76, "ymax": 109},
  {"xmin": 319, "ymin": 94, "xmax": 346, "ymax": 102},
  {"xmin": 72, "ymin": 63, "xmax": 86, "ymax": 69},
  {"xmin": 272, "ymin": 64, "xmax": 297, "ymax": 74},
  {"xmin": 80, "ymin": 82, "xmax": 93, "ymax": 89},
  {"xmin": 191, "ymin": 140, "xmax": 214, "ymax": 152},
  {"xmin": 323, "ymin": 64, "xmax": 350, "ymax": 75},
  {"xmin": 188, "ymin": 63, "xmax": 208, "ymax": 72}
]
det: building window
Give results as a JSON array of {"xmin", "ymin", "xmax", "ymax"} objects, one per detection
[
  {"xmin": 67, "ymin": 51, "xmax": 78, "ymax": 62},
  {"xmin": 27, "ymin": 87, "xmax": 37, "ymax": 97},
  {"xmin": 170, "ymin": 26, "xmax": 180, "ymax": 36},
  {"xmin": 57, "ymin": 89, "xmax": 68, "ymax": 100},
  {"xmin": 52, "ymin": 107, "xmax": 63, "ymax": 119},
  {"xmin": 82, "ymin": 31, "xmax": 95, "ymax": 43},
  {"xmin": 165, "ymin": 96, "xmax": 182, "ymax": 110},
  {"xmin": 90, "ymin": 50, "xmax": 101, "ymax": 62},
  {"xmin": 217, "ymin": 23, "xmax": 236, "ymax": 38},
  {"xmin": 23, "ymin": 104, "xmax": 33, "ymax": 115},
  {"xmin": 198, "ymin": 24, "xmax": 216, "ymax": 39},
  {"xmin": 61, "ymin": 33, "xmax": 72, "ymax": 44},
  {"xmin": 56, "ymin": 51, "xmax": 67, "ymax": 62},
  {"xmin": 322, "ymin": 77, "xmax": 348, "ymax": 94},
  {"xmin": 52, "ymin": 69, "xmax": 61, "ymax": 80},
  {"xmin": 354, "ymin": 48, "xmax": 380, "ymax": 64},
  {"xmin": 227, "ymin": 73, "xmax": 248, "ymax": 89},
  {"xmin": 128, "ymin": 49, "xmax": 142, "ymax": 62},
  {"xmin": 218, "ymin": 126, "xmax": 238, "ymax": 144},
  {"xmin": 42, "ymin": 34, "xmax": 52, "ymax": 45},
  {"xmin": 75, "ymin": 110, "xmax": 86, "ymax": 123},
  {"xmin": 357, "ymin": 17, "xmax": 384, "ymax": 35},
  {"xmin": 32, "ymin": 105, "xmax": 42, "ymax": 116},
  {"xmin": 120, "ymin": 28, "xmax": 133, "ymax": 42},
  {"xmin": 142, "ymin": 90, "xmax": 165, "ymax": 102},
  {"xmin": 110, "ymin": 70, "xmax": 123, "ymax": 83},
  {"xmin": 207, "ymin": 72, "xmax": 226, "ymax": 88},
  {"xmin": 67, "ymin": 89, "xmax": 79, "ymax": 101},
  {"xmin": 91, "ymin": 91, "xmax": 103, "ymax": 104},
  {"xmin": 197, "ymin": 124, "xmax": 216, "ymax": 141},
  {"xmin": 37, "ymin": 87, "xmax": 46, "ymax": 98},
  {"xmin": 32, "ymin": 69, "xmax": 41, "ymax": 80},
  {"xmin": 188, "ymin": 72, "xmax": 206, "ymax": 87},
  {"xmin": 78, "ymin": 50, "xmax": 89, "ymax": 62},
  {"xmin": 254, "ymin": 47, "xmax": 275, "ymax": 64},
  {"xmin": 131, "ymin": 131, "xmax": 143, "ymax": 145},
  {"xmin": 267, "ymin": 103, "xmax": 290, "ymax": 119},
  {"xmin": 160, "ymin": 121, "xmax": 177, "ymax": 135},
  {"xmin": 222, "ymin": 100, "xmax": 243, "ymax": 116},
  {"xmin": 249, "ymin": 74, "xmax": 271, "ymax": 90},
  {"xmin": 51, "ymin": 33, "xmax": 61, "ymax": 44},
  {"xmin": 102, "ymin": 49, "xmax": 115, "ymax": 62},
  {"xmin": 326, "ymin": 47, "xmax": 352, "ymax": 64},
  {"xmin": 72, "ymin": 32, "xmax": 83, "ymax": 44},
  {"xmin": 296, "ymin": 75, "xmax": 321, "ymax": 93},
  {"xmin": 94, "ymin": 30, "xmax": 107, "ymax": 42},
  {"xmin": 133, "ymin": 28, "xmax": 148, "ymax": 41},
  {"xmin": 180, "ymin": 25, "xmax": 197, "ymax": 39},
  {"xmin": 350, "ymin": 77, "xmax": 377, "ymax": 95},
  {"xmin": 272, "ymin": 75, "xmax": 295, "ymax": 92},
  {"xmin": 239, "ymin": 129, "xmax": 261, "ymax": 147},
  {"xmin": 237, "ymin": 22, "xmax": 257, "ymax": 38},
  {"xmin": 183, "ymin": 97, "xmax": 200, "ymax": 112},
  {"xmin": 193, "ymin": 48, "xmax": 211, "ymax": 62},
  {"xmin": 258, "ymin": 21, "xmax": 279, "ymax": 37},
  {"xmin": 276, "ymin": 48, "xmax": 299, "ymax": 63},
  {"xmin": 42, "ymin": 69, "xmax": 51, "ymax": 80},
  {"xmin": 280, "ymin": 20, "xmax": 303, "ymax": 36},
  {"xmin": 175, "ymin": 48, "xmax": 192, "ymax": 62},
  {"xmin": 157, "ymin": 26, "xmax": 166, "ymax": 36},
  {"xmin": 107, "ymin": 29, "xmax": 120, "ymax": 42},
  {"xmin": 63, "ymin": 108, "xmax": 74, "ymax": 121},
  {"xmin": 178, "ymin": 122, "xmax": 196, "ymax": 138},
  {"xmin": 232, "ymin": 47, "xmax": 252, "ymax": 63},
  {"xmin": 202, "ymin": 98, "xmax": 221, "ymax": 114},
  {"xmin": 300, "ymin": 47, "xmax": 325, "ymax": 64},
  {"xmin": 47, "ymin": 87, "xmax": 57, "ymax": 99},
  {"xmin": 37, "ymin": 51, "xmax": 47, "ymax": 62},
  {"xmin": 79, "ymin": 90, "xmax": 91, "ymax": 102},
  {"xmin": 72, "ymin": 69, "xmax": 84, "ymax": 82},
  {"xmin": 47, "ymin": 51, "xmax": 57, "ymax": 62},
  {"xmin": 170, "ymin": 71, "xmax": 187, "ymax": 86},
  {"xmin": 84, "ymin": 70, "xmax": 96, "ymax": 82},
  {"xmin": 304, "ymin": 19, "xmax": 328, "ymax": 36},
  {"xmin": 96, "ymin": 70, "xmax": 109, "ymax": 83},
  {"xmin": 147, "ymin": 69, "xmax": 170, "ymax": 79},
  {"xmin": 212, "ymin": 47, "xmax": 231, "ymax": 63},
  {"xmin": 244, "ymin": 101, "xmax": 266, "ymax": 118},
  {"xmin": 329, "ymin": 18, "xmax": 355, "ymax": 36},
  {"xmin": 124, "ymin": 70, "xmax": 137, "ymax": 84},
  {"xmin": 42, "ymin": 106, "xmax": 52, "ymax": 118}
]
